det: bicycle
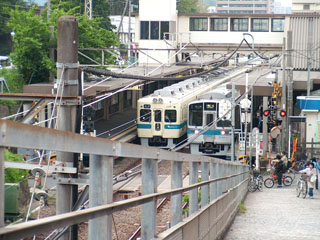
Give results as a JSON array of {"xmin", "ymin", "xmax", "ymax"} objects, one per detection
[
  {"xmin": 248, "ymin": 170, "xmax": 263, "ymax": 192},
  {"xmin": 264, "ymin": 169, "xmax": 293, "ymax": 188},
  {"xmin": 296, "ymin": 173, "xmax": 309, "ymax": 199}
]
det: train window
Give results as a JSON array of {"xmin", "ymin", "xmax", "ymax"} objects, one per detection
[
  {"xmin": 165, "ymin": 110, "xmax": 176, "ymax": 123},
  {"xmin": 217, "ymin": 120, "xmax": 231, "ymax": 128},
  {"xmin": 206, "ymin": 114, "xmax": 214, "ymax": 126},
  {"xmin": 154, "ymin": 110, "xmax": 162, "ymax": 122},
  {"xmin": 189, "ymin": 104, "xmax": 203, "ymax": 126},
  {"xmin": 140, "ymin": 109, "xmax": 151, "ymax": 122}
]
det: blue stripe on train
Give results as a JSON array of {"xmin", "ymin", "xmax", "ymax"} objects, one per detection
[
  {"xmin": 137, "ymin": 124, "xmax": 152, "ymax": 129},
  {"xmin": 164, "ymin": 121, "xmax": 187, "ymax": 129},
  {"xmin": 187, "ymin": 129, "xmax": 230, "ymax": 135}
]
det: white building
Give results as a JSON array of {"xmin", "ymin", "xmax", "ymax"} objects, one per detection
[
  {"xmin": 216, "ymin": 0, "xmax": 274, "ymax": 14},
  {"xmin": 110, "ymin": 16, "xmax": 135, "ymax": 45},
  {"xmin": 292, "ymin": 0, "xmax": 320, "ymax": 13}
]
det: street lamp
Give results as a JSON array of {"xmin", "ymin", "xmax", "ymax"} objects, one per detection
[{"xmin": 10, "ymin": 31, "xmax": 15, "ymax": 52}]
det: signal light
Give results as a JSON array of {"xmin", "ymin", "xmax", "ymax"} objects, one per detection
[
  {"xmin": 280, "ymin": 110, "xmax": 286, "ymax": 117},
  {"xmin": 263, "ymin": 110, "xmax": 270, "ymax": 117}
]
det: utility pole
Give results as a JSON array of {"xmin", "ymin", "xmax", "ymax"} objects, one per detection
[
  {"xmin": 56, "ymin": 16, "xmax": 79, "ymax": 240},
  {"xmin": 287, "ymin": 31, "xmax": 293, "ymax": 156},
  {"xmin": 307, "ymin": 18, "xmax": 313, "ymax": 96},
  {"xmin": 281, "ymin": 37, "xmax": 287, "ymax": 153},
  {"xmin": 231, "ymin": 82, "xmax": 235, "ymax": 161},
  {"xmin": 128, "ymin": 0, "xmax": 131, "ymax": 62}
]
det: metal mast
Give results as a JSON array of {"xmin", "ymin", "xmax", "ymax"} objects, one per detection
[{"xmin": 85, "ymin": 0, "xmax": 93, "ymax": 20}]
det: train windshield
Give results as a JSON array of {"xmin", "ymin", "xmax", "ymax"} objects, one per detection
[
  {"xmin": 217, "ymin": 119, "xmax": 232, "ymax": 128},
  {"xmin": 154, "ymin": 110, "xmax": 162, "ymax": 122},
  {"xmin": 189, "ymin": 103, "xmax": 203, "ymax": 126},
  {"xmin": 165, "ymin": 110, "xmax": 176, "ymax": 122},
  {"xmin": 140, "ymin": 109, "xmax": 151, "ymax": 122}
]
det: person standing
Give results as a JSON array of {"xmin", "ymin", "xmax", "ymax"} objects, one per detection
[
  {"xmin": 281, "ymin": 151, "xmax": 288, "ymax": 169},
  {"xmin": 299, "ymin": 162, "xmax": 317, "ymax": 198}
]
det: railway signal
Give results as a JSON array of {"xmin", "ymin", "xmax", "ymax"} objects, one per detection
[
  {"xmin": 263, "ymin": 110, "xmax": 270, "ymax": 117},
  {"xmin": 280, "ymin": 110, "xmax": 286, "ymax": 117}
]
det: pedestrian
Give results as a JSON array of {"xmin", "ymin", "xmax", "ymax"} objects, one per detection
[
  {"xmin": 273, "ymin": 154, "xmax": 284, "ymax": 188},
  {"xmin": 299, "ymin": 162, "xmax": 317, "ymax": 199}
]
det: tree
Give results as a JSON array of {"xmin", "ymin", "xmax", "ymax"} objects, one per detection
[
  {"xmin": 177, "ymin": 0, "xmax": 201, "ymax": 13},
  {"xmin": 6, "ymin": 2, "xmax": 119, "ymax": 84}
]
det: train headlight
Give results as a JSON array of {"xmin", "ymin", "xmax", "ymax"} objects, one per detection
[
  {"xmin": 221, "ymin": 130, "xmax": 226, "ymax": 135},
  {"xmin": 195, "ymin": 130, "xmax": 200, "ymax": 134},
  {"xmin": 152, "ymin": 98, "xmax": 157, "ymax": 103},
  {"xmin": 158, "ymin": 98, "xmax": 163, "ymax": 103}
]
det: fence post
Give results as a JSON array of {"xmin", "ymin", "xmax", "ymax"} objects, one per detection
[
  {"xmin": 210, "ymin": 162, "xmax": 217, "ymax": 202},
  {"xmin": 171, "ymin": 161, "xmax": 182, "ymax": 226},
  {"xmin": 189, "ymin": 162, "xmax": 198, "ymax": 215},
  {"xmin": 0, "ymin": 147, "xmax": 4, "ymax": 227},
  {"xmin": 89, "ymin": 155, "xmax": 113, "ymax": 240},
  {"xmin": 201, "ymin": 162, "xmax": 209, "ymax": 208},
  {"xmin": 141, "ymin": 158, "xmax": 157, "ymax": 239}
]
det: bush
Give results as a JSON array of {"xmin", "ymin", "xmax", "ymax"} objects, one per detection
[
  {"xmin": 4, "ymin": 150, "xmax": 29, "ymax": 183},
  {"xmin": 0, "ymin": 68, "xmax": 24, "ymax": 93}
]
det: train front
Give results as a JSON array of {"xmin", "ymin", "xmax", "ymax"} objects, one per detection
[
  {"xmin": 137, "ymin": 95, "xmax": 185, "ymax": 148},
  {"xmin": 187, "ymin": 99, "xmax": 233, "ymax": 157}
]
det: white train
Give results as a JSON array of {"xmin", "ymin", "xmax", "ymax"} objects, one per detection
[
  {"xmin": 187, "ymin": 85, "xmax": 240, "ymax": 157},
  {"xmin": 137, "ymin": 68, "xmax": 247, "ymax": 148}
]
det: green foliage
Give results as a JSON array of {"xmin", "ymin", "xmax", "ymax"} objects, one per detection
[
  {"xmin": 0, "ymin": 68, "xmax": 25, "ymax": 93},
  {"xmin": 4, "ymin": 150, "xmax": 29, "ymax": 183},
  {"xmin": 5, "ymin": 0, "xmax": 119, "ymax": 83},
  {"xmin": 177, "ymin": 0, "xmax": 201, "ymax": 13},
  {"xmin": 7, "ymin": 7, "xmax": 53, "ymax": 83}
]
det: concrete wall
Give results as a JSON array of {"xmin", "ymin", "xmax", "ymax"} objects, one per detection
[{"xmin": 139, "ymin": 0, "xmax": 177, "ymax": 21}]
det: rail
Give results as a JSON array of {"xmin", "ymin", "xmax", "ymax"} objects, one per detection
[{"xmin": 0, "ymin": 119, "xmax": 249, "ymax": 240}]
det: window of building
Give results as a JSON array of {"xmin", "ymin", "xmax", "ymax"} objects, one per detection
[
  {"xmin": 160, "ymin": 21, "xmax": 169, "ymax": 40},
  {"xmin": 271, "ymin": 18, "xmax": 285, "ymax": 32},
  {"xmin": 210, "ymin": 18, "xmax": 228, "ymax": 31},
  {"xmin": 140, "ymin": 21, "xmax": 149, "ymax": 39},
  {"xmin": 303, "ymin": 4, "xmax": 310, "ymax": 10},
  {"xmin": 150, "ymin": 21, "xmax": 159, "ymax": 39},
  {"xmin": 190, "ymin": 18, "xmax": 208, "ymax": 31},
  {"xmin": 251, "ymin": 18, "xmax": 269, "ymax": 32},
  {"xmin": 230, "ymin": 18, "xmax": 248, "ymax": 32}
]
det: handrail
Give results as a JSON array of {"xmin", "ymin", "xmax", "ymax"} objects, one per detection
[{"xmin": 0, "ymin": 171, "xmax": 248, "ymax": 239}]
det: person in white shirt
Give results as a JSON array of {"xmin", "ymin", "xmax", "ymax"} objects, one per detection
[{"xmin": 299, "ymin": 162, "xmax": 317, "ymax": 199}]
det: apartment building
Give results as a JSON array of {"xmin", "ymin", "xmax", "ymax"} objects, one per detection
[{"xmin": 216, "ymin": 0, "xmax": 274, "ymax": 14}]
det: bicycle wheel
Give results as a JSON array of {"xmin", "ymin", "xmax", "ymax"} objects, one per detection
[
  {"xmin": 283, "ymin": 176, "xmax": 293, "ymax": 186},
  {"xmin": 248, "ymin": 179, "xmax": 257, "ymax": 192},
  {"xmin": 296, "ymin": 180, "xmax": 301, "ymax": 197},
  {"xmin": 301, "ymin": 181, "xmax": 308, "ymax": 199},
  {"xmin": 264, "ymin": 178, "xmax": 274, "ymax": 188},
  {"xmin": 257, "ymin": 178, "xmax": 263, "ymax": 191}
]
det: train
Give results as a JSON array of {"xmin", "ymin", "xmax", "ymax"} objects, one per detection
[
  {"xmin": 137, "ymin": 68, "xmax": 247, "ymax": 148},
  {"xmin": 187, "ymin": 84, "xmax": 240, "ymax": 157}
]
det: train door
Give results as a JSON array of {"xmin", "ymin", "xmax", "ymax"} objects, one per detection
[
  {"xmin": 153, "ymin": 109, "xmax": 163, "ymax": 135},
  {"xmin": 205, "ymin": 111, "xmax": 217, "ymax": 127}
]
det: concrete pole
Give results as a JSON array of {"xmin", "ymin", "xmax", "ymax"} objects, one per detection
[
  {"xmin": 171, "ymin": 161, "xmax": 182, "ymax": 226},
  {"xmin": 201, "ymin": 162, "xmax": 209, "ymax": 208},
  {"xmin": 231, "ymin": 83, "xmax": 235, "ymax": 162},
  {"xmin": 189, "ymin": 162, "xmax": 198, "ymax": 215},
  {"xmin": 141, "ymin": 158, "xmax": 157, "ymax": 239},
  {"xmin": 0, "ymin": 147, "xmax": 4, "ymax": 227},
  {"xmin": 263, "ymin": 97, "xmax": 268, "ymax": 158},
  {"xmin": 281, "ymin": 37, "xmax": 287, "ymax": 152},
  {"xmin": 217, "ymin": 163, "xmax": 222, "ymax": 197},
  {"xmin": 209, "ymin": 163, "xmax": 217, "ymax": 202},
  {"xmin": 307, "ymin": 18, "xmax": 313, "ymax": 96},
  {"xmin": 89, "ymin": 155, "xmax": 113, "ymax": 240},
  {"xmin": 128, "ymin": 0, "xmax": 131, "ymax": 60},
  {"xmin": 56, "ymin": 16, "xmax": 79, "ymax": 240}
]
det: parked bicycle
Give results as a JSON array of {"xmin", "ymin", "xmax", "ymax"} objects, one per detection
[
  {"xmin": 264, "ymin": 168, "xmax": 293, "ymax": 188},
  {"xmin": 296, "ymin": 173, "xmax": 309, "ymax": 198},
  {"xmin": 248, "ymin": 170, "xmax": 263, "ymax": 192}
]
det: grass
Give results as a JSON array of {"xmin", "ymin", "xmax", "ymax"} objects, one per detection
[{"xmin": 239, "ymin": 200, "xmax": 246, "ymax": 214}]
